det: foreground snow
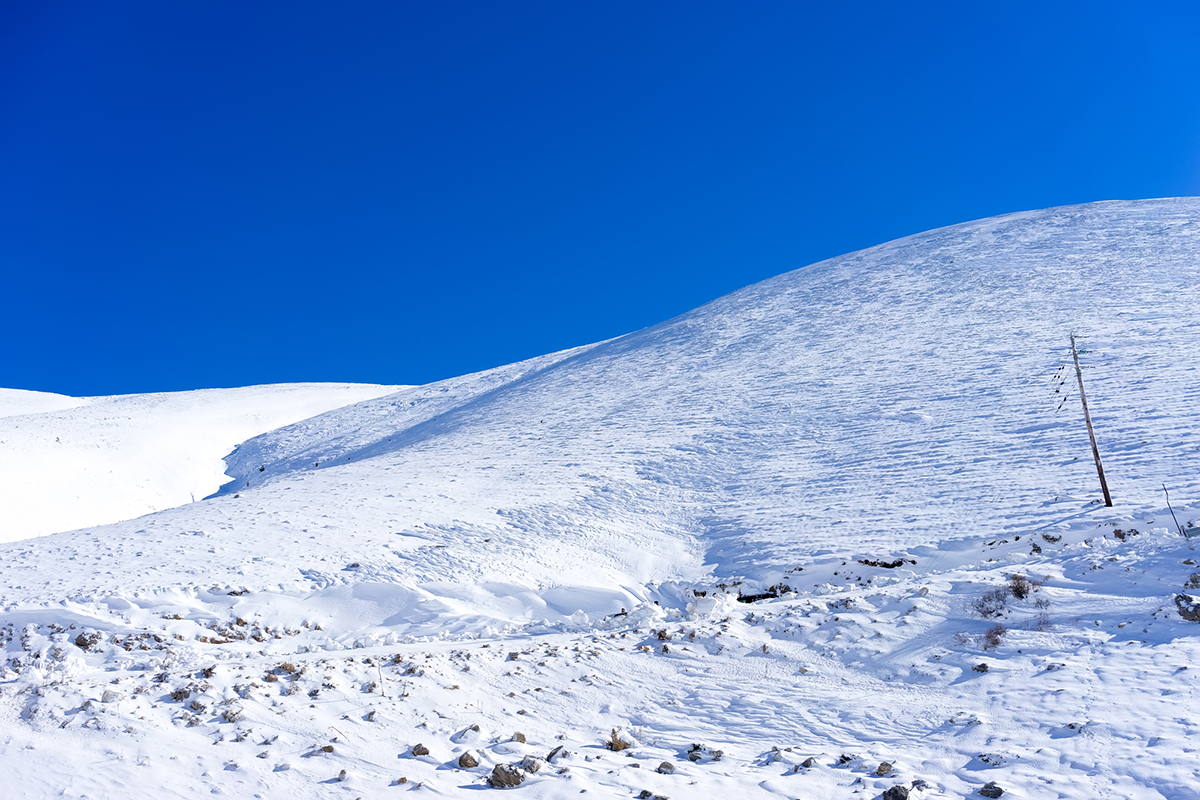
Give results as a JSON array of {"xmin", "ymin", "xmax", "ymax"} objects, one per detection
[{"xmin": 2, "ymin": 199, "xmax": 1200, "ymax": 798}]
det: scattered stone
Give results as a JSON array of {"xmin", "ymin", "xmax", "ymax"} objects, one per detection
[
  {"xmin": 320, "ymin": 745, "xmax": 334, "ymax": 754},
  {"xmin": 100, "ymin": 689, "xmax": 121, "ymax": 704},
  {"xmin": 1175, "ymin": 593, "xmax": 1200, "ymax": 622},
  {"xmin": 337, "ymin": 769, "xmax": 347, "ymax": 782},
  {"xmin": 1186, "ymin": 573, "xmax": 1200, "ymax": 589},
  {"xmin": 876, "ymin": 761, "xmax": 893, "ymax": 776},
  {"xmin": 801, "ymin": 757, "xmax": 817, "ymax": 768},
  {"xmin": 547, "ymin": 745, "xmax": 568, "ymax": 762},
  {"xmin": 883, "ymin": 787, "xmax": 909, "ymax": 800},
  {"xmin": 487, "ymin": 764, "xmax": 526, "ymax": 788},
  {"xmin": 510, "ymin": 732, "xmax": 527, "ymax": 744},
  {"xmin": 656, "ymin": 761, "xmax": 676, "ymax": 774},
  {"xmin": 412, "ymin": 743, "xmax": 430, "ymax": 756},
  {"xmin": 458, "ymin": 751, "xmax": 479, "ymax": 769},
  {"xmin": 979, "ymin": 782, "xmax": 1004, "ymax": 798},
  {"xmin": 520, "ymin": 755, "xmax": 546, "ymax": 773},
  {"xmin": 75, "ymin": 632, "xmax": 102, "ymax": 651},
  {"xmin": 637, "ymin": 792, "xmax": 669, "ymax": 800},
  {"xmin": 836, "ymin": 753, "xmax": 857, "ymax": 765},
  {"xmin": 973, "ymin": 663, "xmax": 989, "ymax": 673},
  {"xmin": 686, "ymin": 743, "xmax": 724, "ymax": 763}
]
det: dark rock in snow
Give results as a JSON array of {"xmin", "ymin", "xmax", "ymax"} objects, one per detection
[
  {"xmin": 656, "ymin": 761, "xmax": 676, "ymax": 774},
  {"xmin": 510, "ymin": 732, "xmax": 527, "ymax": 743},
  {"xmin": 882, "ymin": 787, "xmax": 909, "ymax": 800},
  {"xmin": 801, "ymin": 756, "xmax": 817, "ymax": 768},
  {"xmin": 979, "ymin": 782, "xmax": 1004, "ymax": 798},
  {"xmin": 458, "ymin": 751, "xmax": 479, "ymax": 769},
  {"xmin": 686, "ymin": 743, "xmax": 724, "ymax": 762},
  {"xmin": 1175, "ymin": 593, "xmax": 1200, "ymax": 622},
  {"xmin": 876, "ymin": 761, "xmax": 893, "ymax": 776},
  {"xmin": 411, "ymin": 743, "xmax": 430, "ymax": 756},
  {"xmin": 487, "ymin": 764, "xmax": 525, "ymax": 788}
]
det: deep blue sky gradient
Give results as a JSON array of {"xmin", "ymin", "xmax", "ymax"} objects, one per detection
[{"xmin": 3, "ymin": 2, "xmax": 1200, "ymax": 395}]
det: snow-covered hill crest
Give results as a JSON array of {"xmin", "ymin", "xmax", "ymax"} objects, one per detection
[{"xmin": 0, "ymin": 383, "xmax": 405, "ymax": 541}]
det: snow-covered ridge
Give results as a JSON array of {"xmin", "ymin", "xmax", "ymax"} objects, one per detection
[
  {"xmin": 216, "ymin": 342, "xmax": 603, "ymax": 495},
  {"xmin": 0, "ymin": 388, "xmax": 92, "ymax": 419},
  {"xmin": 0, "ymin": 382, "xmax": 405, "ymax": 542}
]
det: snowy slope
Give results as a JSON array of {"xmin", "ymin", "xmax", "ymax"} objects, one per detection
[
  {"xmin": 0, "ymin": 383, "xmax": 404, "ymax": 542},
  {"xmin": 2, "ymin": 199, "xmax": 1200, "ymax": 799},
  {"xmin": 0, "ymin": 388, "xmax": 91, "ymax": 419}
]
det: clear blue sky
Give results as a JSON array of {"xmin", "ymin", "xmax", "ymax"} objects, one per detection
[{"xmin": 3, "ymin": 2, "xmax": 1199, "ymax": 396}]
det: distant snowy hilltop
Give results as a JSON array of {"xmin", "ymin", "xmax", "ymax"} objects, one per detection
[{"xmin": 2, "ymin": 199, "xmax": 1199, "ymax": 799}]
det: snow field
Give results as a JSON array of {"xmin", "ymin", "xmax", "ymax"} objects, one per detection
[{"xmin": 2, "ymin": 199, "xmax": 1200, "ymax": 797}]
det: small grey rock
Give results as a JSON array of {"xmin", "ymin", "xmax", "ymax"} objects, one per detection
[
  {"xmin": 411, "ymin": 743, "xmax": 430, "ymax": 756},
  {"xmin": 882, "ymin": 787, "xmax": 909, "ymax": 800},
  {"xmin": 458, "ymin": 751, "xmax": 479, "ymax": 769},
  {"xmin": 337, "ymin": 769, "xmax": 347, "ymax": 782},
  {"xmin": 980, "ymin": 782, "xmax": 1004, "ymax": 798},
  {"xmin": 520, "ymin": 755, "xmax": 546, "ymax": 773},
  {"xmin": 973, "ymin": 663, "xmax": 989, "ymax": 673},
  {"xmin": 656, "ymin": 761, "xmax": 676, "ymax": 774},
  {"xmin": 876, "ymin": 761, "xmax": 893, "ymax": 776},
  {"xmin": 801, "ymin": 756, "xmax": 817, "ymax": 768},
  {"xmin": 510, "ymin": 732, "xmax": 527, "ymax": 744}
]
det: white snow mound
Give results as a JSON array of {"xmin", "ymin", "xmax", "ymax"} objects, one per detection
[{"xmin": 0, "ymin": 383, "xmax": 404, "ymax": 541}]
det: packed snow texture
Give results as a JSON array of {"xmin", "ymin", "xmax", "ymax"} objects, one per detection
[
  {"xmin": 2, "ymin": 199, "xmax": 1200, "ymax": 799},
  {"xmin": 0, "ymin": 383, "xmax": 403, "ymax": 541}
]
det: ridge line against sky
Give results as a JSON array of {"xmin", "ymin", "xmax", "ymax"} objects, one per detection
[{"xmin": 3, "ymin": 1, "xmax": 1199, "ymax": 396}]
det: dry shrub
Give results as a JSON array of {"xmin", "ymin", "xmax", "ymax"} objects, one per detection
[
  {"xmin": 606, "ymin": 728, "xmax": 632, "ymax": 752},
  {"xmin": 971, "ymin": 587, "xmax": 1010, "ymax": 617},
  {"xmin": 980, "ymin": 623, "xmax": 1006, "ymax": 651}
]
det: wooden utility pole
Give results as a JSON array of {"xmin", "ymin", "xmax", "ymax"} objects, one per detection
[{"xmin": 1070, "ymin": 333, "xmax": 1113, "ymax": 507}]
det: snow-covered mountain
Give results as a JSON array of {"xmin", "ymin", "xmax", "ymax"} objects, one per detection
[
  {"xmin": 2, "ymin": 199, "xmax": 1200, "ymax": 799},
  {"xmin": 0, "ymin": 383, "xmax": 404, "ymax": 542}
]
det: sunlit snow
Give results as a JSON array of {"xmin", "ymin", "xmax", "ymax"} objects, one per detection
[{"xmin": 2, "ymin": 199, "xmax": 1199, "ymax": 798}]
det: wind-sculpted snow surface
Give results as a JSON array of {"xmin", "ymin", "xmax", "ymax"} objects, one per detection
[{"xmin": 2, "ymin": 199, "xmax": 1200, "ymax": 798}]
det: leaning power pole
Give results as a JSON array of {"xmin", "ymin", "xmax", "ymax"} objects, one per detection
[{"xmin": 1069, "ymin": 333, "xmax": 1113, "ymax": 507}]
